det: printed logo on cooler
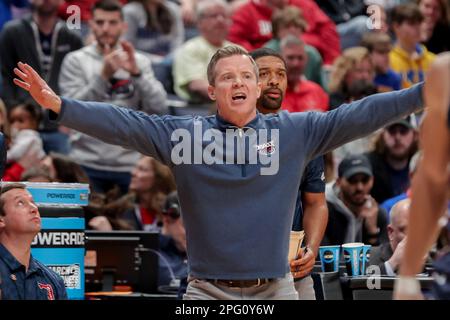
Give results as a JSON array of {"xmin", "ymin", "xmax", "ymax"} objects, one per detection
[
  {"xmin": 32, "ymin": 230, "xmax": 84, "ymax": 248},
  {"xmin": 48, "ymin": 264, "xmax": 81, "ymax": 290}
]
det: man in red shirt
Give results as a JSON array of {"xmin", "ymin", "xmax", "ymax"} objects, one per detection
[
  {"xmin": 280, "ymin": 35, "xmax": 329, "ymax": 113},
  {"xmin": 228, "ymin": 0, "xmax": 340, "ymax": 65}
]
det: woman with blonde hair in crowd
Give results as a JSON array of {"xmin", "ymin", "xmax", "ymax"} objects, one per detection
[{"xmin": 328, "ymin": 46, "xmax": 376, "ymax": 109}]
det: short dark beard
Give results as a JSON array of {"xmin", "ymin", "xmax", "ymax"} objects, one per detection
[
  {"xmin": 340, "ymin": 189, "xmax": 366, "ymax": 210},
  {"xmin": 259, "ymin": 95, "xmax": 282, "ymax": 111}
]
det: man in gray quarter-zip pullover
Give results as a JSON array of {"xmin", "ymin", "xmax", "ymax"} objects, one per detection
[{"xmin": 13, "ymin": 45, "xmax": 423, "ymax": 300}]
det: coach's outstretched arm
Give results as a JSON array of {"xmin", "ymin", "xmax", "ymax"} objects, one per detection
[
  {"xmin": 14, "ymin": 62, "xmax": 174, "ymax": 165},
  {"xmin": 295, "ymin": 82, "xmax": 424, "ymax": 160},
  {"xmin": 14, "ymin": 62, "xmax": 62, "ymax": 114}
]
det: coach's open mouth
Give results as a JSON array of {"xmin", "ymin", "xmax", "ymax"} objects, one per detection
[{"xmin": 232, "ymin": 92, "xmax": 247, "ymax": 101}]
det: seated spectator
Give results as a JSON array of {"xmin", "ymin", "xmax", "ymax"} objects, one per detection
[
  {"xmin": 417, "ymin": 0, "xmax": 450, "ymax": 54},
  {"xmin": 40, "ymin": 152, "xmax": 90, "ymax": 183},
  {"xmin": 366, "ymin": 116, "xmax": 418, "ymax": 204},
  {"xmin": 316, "ymin": 0, "xmax": 369, "ymax": 49},
  {"xmin": 7, "ymin": 102, "xmax": 46, "ymax": 164},
  {"xmin": 361, "ymin": 32, "xmax": 402, "ymax": 92},
  {"xmin": 86, "ymin": 188, "xmax": 187, "ymax": 292},
  {"xmin": 3, "ymin": 149, "xmax": 42, "ymax": 182},
  {"xmin": 389, "ymin": 2, "xmax": 435, "ymax": 88},
  {"xmin": 85, "ymin": 188, "xmax": 137, "ymax": 231},
  {"xmin": 59, "ymin": 0, "xmax": 167, "ymax": 195},
  {"xmin": 381, "ymin": 151, "xmax": 421, "ymax": 220},
  {"xmin": 121, "ymin": 156, "xmax": 175, "ymax": 231},
  {"xmin": 328, "ymin": 46, "xmax": 376, "ymax": 109},
  {"xmin": 228, "ymin": 0, "xmax": 340, "ymax": 65},
  {"xmin": 316, "ymin": 0, "xmax": 367, "ymax": 26},
  {"xmin": 173, "ymin": 0, "xmax": 234, "ymax": 104},
  {"xmin": 85, "ymin": 155, "xmax": 177, "ymax": 231},
  {"xmin": 0, "ymin": 0, "xmax": 83, "ymax": 155},
  {"xmin": 123, "ymin": 0, "xmax": 184, "ymax": 59},
  {"xmin": 264, "ymin": 5, "xmax": 325, "ymax": 88},
  {"xmin": 323, "ymin": 154, "xmax": 388, "ymax": 246},
  {"xmin": 279, "ymin": 35, "xmax": 329, "ymax": 113},
  {"xmin": 369, "ymin": 198, "xmax": 411, "ymax": 275},
  {"xmin": 21, "ymin": 165, "xmax": 53, "ymax": 182}
]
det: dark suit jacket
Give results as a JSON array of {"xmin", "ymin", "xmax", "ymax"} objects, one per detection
[
  {"xmin": 0, "ymin": 17, "xmax": 82, "ymax": 130},
  {"xmin": 368, "ymin": 242, "xmax": 393, "ymax": 275}
]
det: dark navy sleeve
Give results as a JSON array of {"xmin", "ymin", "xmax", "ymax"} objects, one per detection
[
  {"xmin": 300, "ymin": 156, "xmax": 325, "ymax": 194},
  {"xmin": 292, "ymin": 157, "xmax": 326, "ymax": 231},
  {"xmin": 55, "ymin": 277, "xmax": 68, "ymax": 300}
]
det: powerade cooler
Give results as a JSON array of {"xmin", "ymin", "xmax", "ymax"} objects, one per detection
[{"xmin": 27, "ymin": 182, "xmax": 89, "ymax": 300}]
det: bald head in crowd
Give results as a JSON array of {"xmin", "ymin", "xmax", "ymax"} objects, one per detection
[{"xmin": 388, "ymin": 198, "xmax": 410, "ymax": 251}]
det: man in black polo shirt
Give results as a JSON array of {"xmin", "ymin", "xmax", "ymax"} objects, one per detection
[{"xmin": 0, "ymin": 183, "xmax": 67, "ymax": 300}]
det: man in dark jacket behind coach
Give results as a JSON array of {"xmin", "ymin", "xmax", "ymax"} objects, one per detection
[{"xmin": 0, "ymin": 0, "xmax": 83, "ymax": 154}]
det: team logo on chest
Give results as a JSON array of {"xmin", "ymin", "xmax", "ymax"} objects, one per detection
[
  {"xmin": 256, "ymin": 140, "xmax": 276, "ymax": 155},
  {"xmin": 38, "ymin": 283, "xmax": 55, "ymax": 300}
]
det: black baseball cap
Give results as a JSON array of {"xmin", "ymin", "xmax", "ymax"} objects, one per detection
[
  {"xmin": 387, "ymin": 115, "xmax": 417, "ymax": 130},
  {"xmin": 338, "ymin": 155, "xmax": 373, "ymax": 179}
]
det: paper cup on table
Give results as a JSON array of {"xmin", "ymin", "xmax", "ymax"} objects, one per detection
[
  {"xmin": 319, "ymin": 245, "xmax": 341, "ymax": 272},
  {"xmin": 288, "ymin": 231, "xmax": 305, "ymax": 261},
  {"xmin": 359, "ymin": 245, "xmax": 372, "ymax": 275},
  {"xmin": 342, "ymin": 242, "xmax": 364, "ymax": 276}
]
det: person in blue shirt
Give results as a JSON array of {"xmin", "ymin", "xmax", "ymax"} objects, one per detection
[
  {"xmin": 13, "ymin": 46, "xmax": 423, "ymax": 300},
  {"xmin": 0, "ymin": 182, "xmax": 67, "ymax": 300}
]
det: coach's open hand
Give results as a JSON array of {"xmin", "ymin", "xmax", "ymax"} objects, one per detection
[{"xmin": 13, "ymin": 62, "xmax": 62, "ymax": 114}]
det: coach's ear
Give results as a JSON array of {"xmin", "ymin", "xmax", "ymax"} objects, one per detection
[
  {"xmin": 208, "ymin": 85, "xmax": 216, "ymax": 101},
  {"xmin": 0, "ymin": 216, "xmax": 5, "ymax": 229}
]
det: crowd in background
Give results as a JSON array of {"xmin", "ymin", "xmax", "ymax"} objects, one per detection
[{"xmin": 1, "ymin": 0, "xmax": 449, "ymax": 294}]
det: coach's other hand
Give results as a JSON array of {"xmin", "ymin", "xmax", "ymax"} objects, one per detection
[{"xmin": 13, "ymin": 62, "xmax": 61, "ymax": 114}]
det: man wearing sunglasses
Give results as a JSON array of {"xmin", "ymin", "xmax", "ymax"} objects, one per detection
[{"xmin": 323, "ymin": 154, "xmax": 388, "ymax": 246}]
